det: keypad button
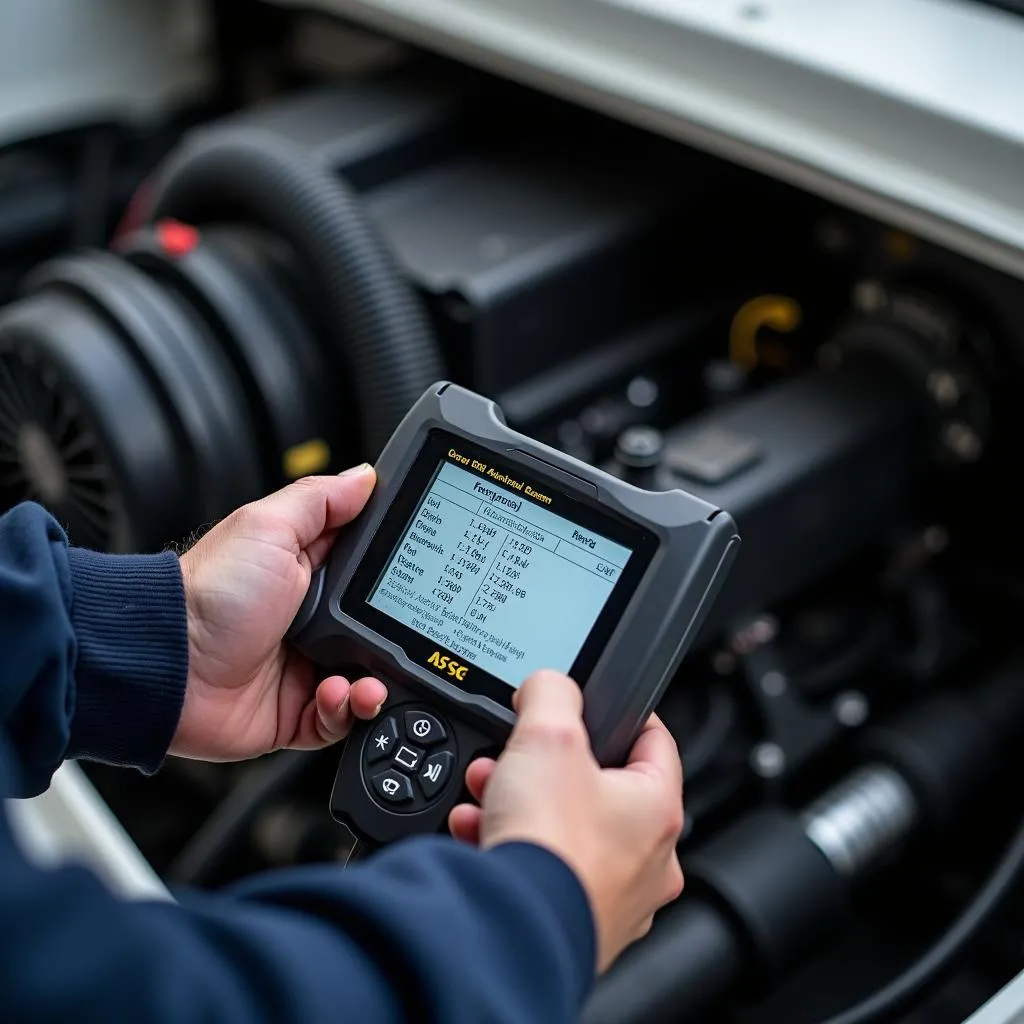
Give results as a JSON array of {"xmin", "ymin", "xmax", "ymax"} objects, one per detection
[
  {"xmin": 372, "ymin": 769, "xmax": 414, "ymax": 804},
  {"xmin": 404, "ymin": 710, "xmax": 447, "ymax": 747},
  {"xmin": 392, "ymin": 744, "xmax": 423, "ymax": 773},
  {"xmin": 418, "ymin": 750, "xmax": 455, "ymax": 800},
  {"xmin": 366, "ymin": 717, "xmax": 399, "ymax": 764}
]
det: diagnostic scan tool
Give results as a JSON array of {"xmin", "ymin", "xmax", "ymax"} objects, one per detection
[{"xmin": 289, "ymin": 383, "xmax": 739, "ymax": 846}]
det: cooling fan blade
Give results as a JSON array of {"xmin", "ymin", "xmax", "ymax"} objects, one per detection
[
  {"xmin": 0, "ymin": 292, "xmax": 190, "ymax": 551},
  {"xmin": 0, "ymin": 342, "xmax": 126, "ymax": 550}
]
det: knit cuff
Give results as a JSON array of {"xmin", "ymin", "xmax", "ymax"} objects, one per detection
[{"xmin": 65, "ymin": 548, "xmax": 188, "ymax": 773}]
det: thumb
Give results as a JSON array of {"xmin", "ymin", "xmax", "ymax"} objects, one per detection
[
  {"xmin": 512, "ymin": 669, "xmax": 585, "ymax": 734},
  {"xmin": 255, "ymin": 466, "xmax": 376, "ymax": 551},
  {"xmin": 624, "ymin": 713, "xmax": 683, "ymax": 792}
]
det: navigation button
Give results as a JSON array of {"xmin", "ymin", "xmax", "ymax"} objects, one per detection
[
  {"xmin": 418, "ymin": 751, "xmax": 455, "ymax": 800},
  {"xmin": 393, "ymin": 744, "xmax": 423, "ymax": 772},
  {"xmin": 404, "ymin": 711, "xmax": 447, "ymax": 747},
  {"xmin": 366, "ymin": 717, "xmax": 399, "ymax": 764},
  {"xmin": 372, "ymin": 769, "xmax": 413, "ymax": 804}
]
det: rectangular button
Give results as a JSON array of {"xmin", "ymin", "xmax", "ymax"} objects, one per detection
[{"xmin": 393, "ymin": 745, "xmax": 423, "ymax": 772}]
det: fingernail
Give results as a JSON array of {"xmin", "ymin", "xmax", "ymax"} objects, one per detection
[
  {"xmin": 373, "ymin": 700, "xmax": 386, "ymax": 716},
  {"xmin": 336, "ymin": 693, "xmax": 351, "ymax": 717},
  {"xmin": 340, "ymin": 463, "xmax": 371, "ymax": 477}
]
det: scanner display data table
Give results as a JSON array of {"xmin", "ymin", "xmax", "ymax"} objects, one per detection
[{"xmin": 368, "ymin": 461, "xmax": 632, "ymax": 686}]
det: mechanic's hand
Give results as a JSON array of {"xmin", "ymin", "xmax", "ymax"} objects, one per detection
[
  {"xmin": 173, "ymin": 467, "xmax": 388, "ymax": 761},
  {"xmin": 449, "ymin": 671, "xmax": 684, "ymax": 973}
]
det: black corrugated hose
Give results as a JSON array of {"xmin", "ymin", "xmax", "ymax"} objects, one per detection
[{"xmin": 146, "ymin": 126, "xmax": 445, "ymax": 456}]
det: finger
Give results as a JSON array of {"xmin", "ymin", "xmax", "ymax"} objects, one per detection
[
  {"xmin": 315, "ymin": 675, "xmax": 386, "ymax": 745},
  {"xmin": 347, "ymin": 676, "xmax": 388, "ymax": 720},
  {"xmin": 289, "ymin": 697, "xmax": 340, "ymax": 750},
  {"xmin": 449, "ymin": 804, "xmax": 483, "ymax": 845},
  {"xmin": 624, "ymin": 713, "xmax": 683, "ymax": 790},
  {"xmin": 514, "ymin": 669, "xmax": 584, "ymax": 729},
  {"xmin": 258, "ymin": 466, "xmax": 377, "ymax": 552},
  {"xmin": 306, "ymin": 526, "xmax": 340, "ymax": 570},
  {"xmin": 464, "ymin": 757, "xmax": 497, "ymax": 803},
  {"xmin": 315, "ymin": 676, "xmax": 354, "ymax": 744}
]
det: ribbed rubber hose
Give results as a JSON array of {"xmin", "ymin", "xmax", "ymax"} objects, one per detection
[{"xmin": 146, "ymin": 127, "xmax": 445, "ymax": 456}]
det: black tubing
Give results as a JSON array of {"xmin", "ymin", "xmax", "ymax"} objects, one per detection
[
  {"xmin": 582, "ymin": 898, "xmax": 745, "ymax": 1024},
  {"xmin": 584, "ymin": 663, "xmax": 1024, "ymax": 1024},
  {"xmin": 146, "ymin": 126, "xmax": 445, "ymax": 456},
  {"xmin": 581, "ymin": 812, "xmax": 1024, "ymax": 1024},
  {"xmin": 814, "ymin": 813, "xmax": 1024, "ymax": 1024},
  {"xmin": 169, "ymin": 750, "xmax": 312, "ymax": 886}
]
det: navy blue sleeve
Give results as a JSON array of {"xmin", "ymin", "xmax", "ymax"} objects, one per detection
[
  {"xmin": 0, "ymin": 501, "xmax": 597, "ymax": 1023},
  {"xmin": 0, "ymin": 795, "xmax": 594, "ymax": 1024},
  {"xmin": 0, "ymin": 501, "xmax": 187, "ymax": 796}
]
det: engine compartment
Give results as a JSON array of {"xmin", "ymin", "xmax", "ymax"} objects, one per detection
[{"xmin": 4, "ymin": 16, "xmax": 1024, "ymax": 1024}]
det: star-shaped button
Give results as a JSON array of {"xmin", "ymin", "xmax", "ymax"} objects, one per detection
[{"xmin": 365, "ymin": 717, "xmax": 399, "ymax": 765}]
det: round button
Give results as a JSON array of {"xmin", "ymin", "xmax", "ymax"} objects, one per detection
[{"xmin": 404, "ymin": 710, "xmax": 447, "ymax": 747}]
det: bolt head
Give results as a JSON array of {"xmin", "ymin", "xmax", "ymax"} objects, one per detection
[
  {"xmin": 626, "ymin": 376, "xmax": 659, "ymax": 409},
  {"xmin": 922, "ymin": 525, "xmax": 949, "ymax": 553},
  {"xmin": 927, "ymin": 370, "xmax": 960, "ymax": 408},
  {"xmin": 833, "ymin": 691, "xmax": 869, "ymax": 727},
  {"xmin": 616, "ymin": 426, "xmax": 664, "ymax": 469},
  {"xmin": 760, "ymin": 670, "xmax": 787, "ymax": 697},
  {"xmin": 730, "ymin": 614, "xmax": 779, "ymax": 655},
  {"xmin": 853, "ymin": 280, "xmax": 887, "ymax": 313},
  {"xmin": 943, "ymin": 422, "xmax": 982, "ymax": 462},
  {"xmin": 751, "ymin": 742, "xmax": 786, "ymax": 778}
]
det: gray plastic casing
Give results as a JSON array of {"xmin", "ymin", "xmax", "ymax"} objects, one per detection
[{"xmin": 290, "ymin": 381, "xmax": 739, "ymax": 767}]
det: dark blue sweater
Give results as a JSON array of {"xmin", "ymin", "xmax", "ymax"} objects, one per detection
[{"xmin": 0, "ymin": 502, "xmax": 594, "ymax": 1023}]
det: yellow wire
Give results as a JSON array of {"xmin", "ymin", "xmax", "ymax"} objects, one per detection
[{"xmin": 729, "ymin": 295, "xmax": 802, "ymax": 371}]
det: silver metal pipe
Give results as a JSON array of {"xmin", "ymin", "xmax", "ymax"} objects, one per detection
[{"xmin": 801, "ymin": 763, "xmax": 919, "ymax": 878}]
